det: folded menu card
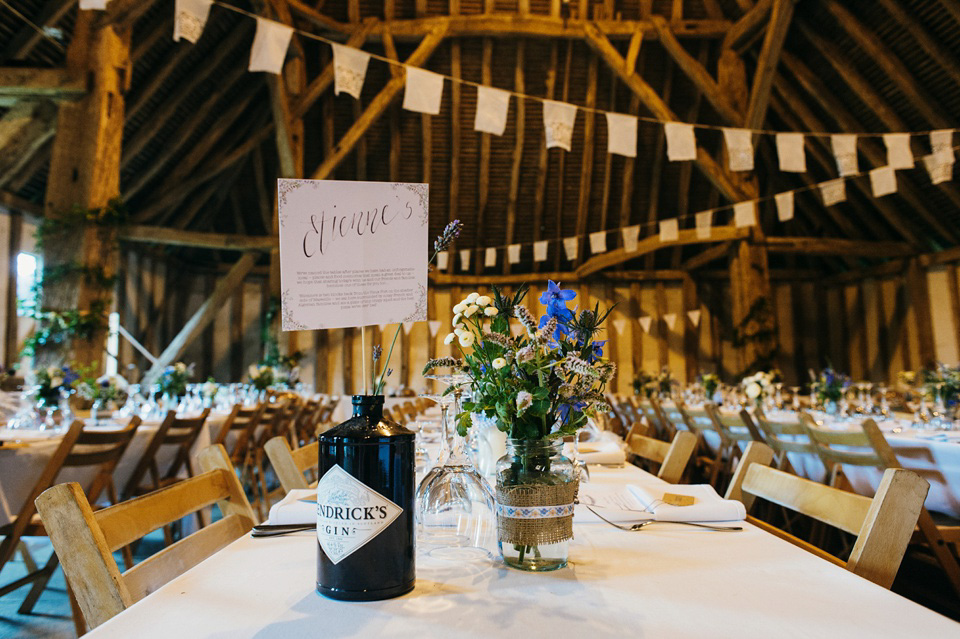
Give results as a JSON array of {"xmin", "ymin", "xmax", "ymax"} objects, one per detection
[
  {"xmin": 625, "ymin": 484, "xmax": 746, "ymax": 522},
  {"xmin": 267, "ymin": 488, "xmax": 316, "ymax": 525}
]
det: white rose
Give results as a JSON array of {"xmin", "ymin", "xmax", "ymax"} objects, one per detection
[
  {"xmin": 463, "ymin": 305, "xmax": 479, "ymax": 318},
  {"xmin": 248, "ymin": 364, "xmax": 260, "ymax": 379},
  {"xmin": 175, "ymin": 362, "xmax": 187, "ymax": 373},
  {"xmin": 444, "ymin": 332, "xmax": 456, "ymax": 345},
  {"xmin": 453, "ymin": 303, "xmax": 466, "ymax": 314},
  {"xmin": 467, "ymin": 292, "xmax": 479, "ymax": 303},
  {"xmin": 484, "ymin": 307, "xmax": 498, "ymax": 317},
  {"xmin": 492, "ymin": 357, "xmax": 507, "ymax": 370},
  {"xmin": 476, "ymin": 295, "xmax": 491, "ymax": 306},
  {"xmin": 452, "ymin": 313, "xmax": 462, "ymax": 326},
  {"xmin": 745, "ymin": 382, "xmax": 762, "ymax": 399},
  {"xmin": 458, "ymin": 332, "xmax": 476, "ymax": 348}
]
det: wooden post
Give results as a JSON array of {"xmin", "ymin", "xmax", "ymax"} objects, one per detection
[
  {"xmin": 41, "ymin": 12, "xmax": 130, "ymax": 371},
  {"xmin": 729, "ymin": 230, "xmax": 777, "ymax": 375},
  {"xmin": 905, "ymin": 258, "xmax": 936, "ymax": 369}
]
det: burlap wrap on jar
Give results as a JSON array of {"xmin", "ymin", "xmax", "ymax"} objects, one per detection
[{"xmin": 496, "ymin": 480, "xmax": 579, "ymax": 546}]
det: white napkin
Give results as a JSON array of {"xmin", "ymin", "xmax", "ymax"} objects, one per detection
[
  {"xmin": 566, "ymin": 436, "xmax": 626, "ymax": 466},
  {"xmin": 626, "ymin": 484, "xmax": 746, "ymax": 522},
  {"xmin": 267, "ymin": 488, "xmax": 316, "ymax": 525}
]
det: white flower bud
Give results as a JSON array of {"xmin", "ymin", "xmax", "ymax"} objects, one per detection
[
  {"xmin": 476, "ymin": 295, "xmax": 491, "ymax": 306},
  {"xmin": 492, "ymin": 357, "xmax": 507, "ymax": 370},
  {"xmin": 467, "ymin": 292, "xmax": 479, "ymax": 303},
  {"xmin": 458, "ymin": 332, "xmax": 476, "ymax": 348},
  {"xmin": 444, "ymin": 332, "xmax": 456, "ymax": 345},
  {"xmin": 484, "ymin": 307, "xmax": 499, "ymax": 317}
]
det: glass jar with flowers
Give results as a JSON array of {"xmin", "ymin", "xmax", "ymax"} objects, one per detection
[
  {"xmin": 76, "ymin": 373, "xmax": 128, "ymax": 421},
  {"xmin": 248, "ymin": 364, "xmax": 276, "ymax": 394},
  {"xmin": 423, "ymin": 281, "xmax": 615, "ymax": 571},
  {"xmin": 158, "ymin": 362, "xmax": 193, "ymax": 411},
  {"xmin": 740, "ymin": 370, "xmax": 780, "ymax": 409},
  {"xmin": 810, "ymin": 367, "xmax": 850, "ymax": 415}
]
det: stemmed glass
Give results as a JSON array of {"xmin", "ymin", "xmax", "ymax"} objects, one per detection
[
  {"xmin": 790, "ymin": 386, "xmax": 802, "ymax": 412},
  {"xmin": 417, "ymin": 374, "xmax": 496, "ymax": 561}
]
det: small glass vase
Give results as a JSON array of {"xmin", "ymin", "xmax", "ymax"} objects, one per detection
[
  {"xmin": 90, "ymin": 398, "xmax": 104, "ymax": 422},
  {"xmin": 496, "ymin": 438, "xmax": 577, "ymax": 572}
]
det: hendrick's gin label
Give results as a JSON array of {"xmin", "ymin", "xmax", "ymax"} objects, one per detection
[{"xmin": 316, "ymin": 395, "xmax": 415, "ymax": 601}]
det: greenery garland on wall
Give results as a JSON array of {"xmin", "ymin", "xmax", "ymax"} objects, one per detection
[{"xmin": 21, "ymin": 199, "xmax": 128, "ymax": 358}]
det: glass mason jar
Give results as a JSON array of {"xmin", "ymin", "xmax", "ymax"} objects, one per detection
[{"xmin": 495, "ymin": 438, "xmax": 577, "ymax": 572}]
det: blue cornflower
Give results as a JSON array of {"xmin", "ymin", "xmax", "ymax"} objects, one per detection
[
  {"xmin": 557, "ymin": 401, "xmax": 587, "ymax": 425},
  {"xmin": 540, "ymin": 281, "xmax": 576, "ymax": 308},
  {"xmin": 588, "ymin": 340, "xmax": 606, "ymax": 363}
]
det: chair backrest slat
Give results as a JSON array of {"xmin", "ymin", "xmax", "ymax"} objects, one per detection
[
  {"xmin": 265, "ymin": 436, "xmax": 318, "ymax": 493},
  {"xmin": 627, "ymin": 430, "xmax": 697, "ymax": 484}
]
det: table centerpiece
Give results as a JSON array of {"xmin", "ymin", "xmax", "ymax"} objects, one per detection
[{"xmin": 423, "ymin": 281, "xmax": 615, "ymax": 571}]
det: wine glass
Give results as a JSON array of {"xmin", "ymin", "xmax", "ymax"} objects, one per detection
[{"xmin": 789, "ymin": 386, "xmax": 801, "ymax": 412}]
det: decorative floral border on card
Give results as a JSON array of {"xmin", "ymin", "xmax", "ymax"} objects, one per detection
[
  {"xmin": 391, "ymin": 183, "xmax": 429, "ymax": 225},
  {"xmin": 277, "ymin": 180, "xmax": 320, "ymax": 228},
  {"xmin": 281, "ymin": 289, "xmax": 310, "ymax": 331},
  {"xmin": 402, "ymin": 284, "xmax": 427, "ymax": 322}
]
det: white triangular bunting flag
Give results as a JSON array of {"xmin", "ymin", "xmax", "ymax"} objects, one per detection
[
  {"xmin": 924, "ymin": 153, "xmax": 954, "ymax": 185},
  {"xmin": 249, "ymin": 18, "xmax": 294, "ymax": 74},
  {"xmin": 883, "ymin": 133, "xmax": 914, "ymax": 169},
  {"xmin": 695, "ymin": 211, "xmax": 712, "ymax": 240},
  {"xmin": 474, "ymin": 85, "xmax": 510, "ymax": 136},
  {"xmin": 484, "ymin": 247, "xmax": 497, "ymax": 268},
  {"xmin": 533, "ymin": 240, "xmax": 549, "ymax": 262},
  {"xmin": 687, "ymin": 310, "xmax": 701, "ymax": 327},
  {"xmin": 776, "ymin": 133, "xmax": 806, "ymax": 172},
  {"xmin": 831, "ymin": 134, "xmax": 858, "ymax": 177},
  {"xmin": 543, "ymin": 100, "xmax": 577, "ymax": 151},
  {"xmin": 79, "ymin": 0, "xmax": 108, "ymax": 9},
  {"xmin": 639, "ymin": 316, "xmax": 653, "ymax": 333},
  {"xmin": 436, "ymin": 251, "xmax": 449, "ymax": 270},
  {"xmin": 931, "ymin": 130, "xmax": 954, "ymax": 155},
  {"xmin": 562, "ymin": 237, "xmax": 579, "ymax": 261},
  {"xmin": 403, "ymin": 68, "xmax": 444, "ymax": 115},
  {"xmin": 459, "ymin": 249, "xmax": 471, "ymax": 271},
  {"xmin": 402, "ymin": 322, "xmax": 415, "ymax": 335},
  {"xmin": 663, "ymin": 313, "xmax": 677, "ymax": 331},
  {"xmin": 622, "ymin": 225, "xmax": 640, "ymax": 252},
  {"xmin": 722, "ymin": 128, "xmax": 754, "ymax": 172},
  {"xmin": 775, "ymin": 191, "xmax": 794, "ymax": 222},
  {"xmin": 378, "ymin": 323, "xmax": 387, "ymax": 332},
  {"xmin": 733, "ymin": 201, "xmax": 756, "ymax": 228},
  {"xmin": 665, "ymin": 122, "xmax": 697, "ymax": 161},
  {"xmin": 605, "ymin": 112, "xmax": 638, "ymax": 158},
  {"xmin": 174, "ymin": 0, "xmax": 213, "ymax": 43},
  {"xmin": 612, "ymin": 318, "xmax": 627, "ymax": 334},
  {"xmin": 507, "ymin": 244, "xmax": 521, "ymax": 264},
  {"xmin": 659, "ymin": 218, "xmax": 679, "ymax": 242},
  {"xmin": 428, "ymin": 321, "xmax": 441, "ymax": 336},
  {"xmin": 589, "ymin": 231, "xmax": 607, "ymax": 254},
  {"xmin": 870, "ymin": 166, "xmax": 897, "ymax": 197},
  {"xmin": 819, "ymin": 178, "xmax": 846, "ymax": 206},
  {"xmin": 332, "ymin": 43, "xmax": 371, "ymax": 99}
]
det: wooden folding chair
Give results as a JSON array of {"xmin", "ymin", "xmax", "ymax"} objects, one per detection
[
  {"xmin": 726, "ymin": 441, "xmax": 929, "ymax": 589},
  {"xmin": 746, "ymin": 409, "xmax": 819, "ymax": 476},
  {"xmin": 34, "ymin": 444, "xmax": 255, "ymax": 632},
  {"xmin": 1, "ymin": 418, "xmax": 140, "ymax": 617},
  {"xmin": 674, "ymin": 400, "xmax": 730, "ymax": 489},
  {"xmin": 213, "ymin": 402, "xmax": 265, "ymax": 467},
  {"xmin": 799, "ymin": 415, "xmax": 960, "ymax": 599},
  {"xmin": 264, "ymin": 436, "xmax": 319, "ymax": 494},
  {"xmin": 626, "ymin": 430, "xmax": 697, "ymax": 484}
]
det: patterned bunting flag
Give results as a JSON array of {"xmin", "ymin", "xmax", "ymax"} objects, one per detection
[
  {"xmin": 870, "ymin": 166, "xmax": 897, "ymax": 197},
  {"xmin": 722, "ymin": 128, "xmax": 754, "ymax": 172},
  {"xmin": 533, "ymin": 240, "xmax": 549, "ymax": 262},
  {"xmin": 79, "ymin": 0, "xmax": 108, "ymax": 9},
  {"xmin": 475, "ymin": 86, "xmax": 511, "ymax": 136},
  {"xmin": 484, "ymin": 247, "xmax": 497, "ymax": 268},
  {"xmin": 612, "ymin": 318, "xmax": 628, "ymax": 335},
  {"xmin": 775, "ymin": 191, "xmax": 794, "ymax": 222},
  {"xmin": 249, "ymin": 18, "xmax": 294, "ymax": 74},
  {"xmin": 543, "ymin": 100, "xmax": 578, "ymax": 151},
  {"xmin": 883, "ymin": 133, "xmax": 914, "ymax": 169},
  {"xmin": 562, "ymin": 237, "xmax": 579, "ymax": 261},
  {"xmin": 622, "ymin": 225, "xmax": 640, "ymax": 252},
  {"xmin": 605, "ymin": 112, "xmax": 638, "ymax": 158},
  {"xmin": 931, "ymin": 130, "xmax": 954, "ymax": 155},
  {"xmin": 332, "ymin": 43, "xmax": 371, "ymax": 99},
  {"xmin": 831, "ymin": 134, "xmax": 858, "ymax": 176},
  {"xmin": 659, "ymin": 218, "xmax": 679, "ymax": 242},
  {"xmin": 663, "ymin": 313, "xmax": 677, "ymax": 330},
  {"xmin": 639, "ymin": 316, "xmax": 653, "ymax": 334},
  {"xmin": 174, "ymin": 0, "xmax": 213, "ymax": 43},
  {"xmin": 695, "ymin": 211, "xmax": 712, "ymax": 240},
  {"xmin": 403, "ymin": 68, "xmax": 444, "ymax": 115},
  {"xmin": 924, "ymin": 153, "xmax": 954, "ymax": 185},
  {"xmin": 507, "ymin": 244, "xmax": 521, "ymax": 264},
  {"xmin": 776, "ymin": 133, "xmax": 806, "ymax": 172},
  {"xmin": 733, "ymin": 201, "xmax": 756, "ymax": 228},
  {"xmin": 459, "ymin": 249, "xmax": 471, "ymax": 271},
  {"xmin": 665, "ymin": 123, "xmax": 697, "ymax": 161},
  {"xmin": 589, "ymin": 231, "xmax": 607, "ymax": 254},
  {"xmin": 428, "ymin": 321, "xmax": 441, "ymax": 336},
  {"xmin": 436, "ymin": 251, "xmax": 449, "ymax": 270},
  {"xmin": 819, "ymin": 179, "xmax": 846, "ymax": 206}
]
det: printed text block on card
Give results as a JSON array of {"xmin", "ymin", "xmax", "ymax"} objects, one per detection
[{"xmin": 277, "ymin": 179, "xmax": 429, "ymax": 331}]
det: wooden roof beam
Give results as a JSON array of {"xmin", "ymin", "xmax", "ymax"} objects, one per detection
[
  {"xmin": 743, "ymin": 0, "xmax": 794, "ymax": 131},
  {"xmin": 764, "ymin": 237, "xmax": 914, "ymax": 257},
  {"xmin": 98, "ymin": 0, "xmax": 158, "ymax": 31},
  {"xmin": 584, "ymin": 23, "xmax": 755, "ymax": 203},
  {"xmin": 310, "ymin": 27, "xmax": 446, "ymax": 181},
  {"xmin": 0, "ymin": 101, "xmax": 56, "ymax": 189},
  {"xmin": 1, "ymin": 0, "xmax": 73, "ymax": 63},
  {"xmin": 120, "ymin": 226, "xmax": 275, "ymax": 251},
  {"xmin": 722, "ymin": 0, "xmax": 772, "ymax": 53},
  {"xmin": 0, "ymin": 68, "xmax": 84, "ymax": 101}
]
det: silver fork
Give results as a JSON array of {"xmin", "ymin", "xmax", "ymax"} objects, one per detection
[{"xmin": 584, "ymin": 505, "xmax": 742, "ymax": 532}]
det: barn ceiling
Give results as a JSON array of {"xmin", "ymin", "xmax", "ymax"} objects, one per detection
[{"xmin": 1, "ymin": 0, "xmax": 959, "ymax": 276}]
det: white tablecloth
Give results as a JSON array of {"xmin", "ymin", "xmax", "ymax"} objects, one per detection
[
  {"xmin": 84, "ymin": 463, "xmax": 958, "ymax": 638},
  {"xmin": 0, "ymin": 412, "xmax": 226, "ymax": 527}
]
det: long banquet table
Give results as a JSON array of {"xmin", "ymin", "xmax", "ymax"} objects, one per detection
[{"xmin": 83, "ymin": 460, "xmax": 958, "ymax": 637}]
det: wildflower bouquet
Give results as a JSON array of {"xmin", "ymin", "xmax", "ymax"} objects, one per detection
[
  {"xmin": 810, "ymin": 367, "xmax": 850, "ymax": 404},
  {"xmin": 741, "ymin": 370, "xmax": 780, "ymax": 404},
  {"xmin": 75, "ymin": 373, "xmax": 128, "ymax": 403},
  {"xmin": 423, "ymin": 281, "xmax": 615, "ymax": 441},
  {"xmin": 920, "ymin": 363, "xmax": 960, "ymax": 408},
  {"xmin": 31, "ymin": 365, "xmax": 80, "ymax": 403},
  {"xmin": 201, "ymin": 378, "xmax": 220, "ymax": 402},
  {"xmin": 248, "ymin": 364, "xmax": 276, "ymax": 391},
  {"xmin": 699, "ymin": 372, "xmax": 720, "ymax": 399},
  {"xmin": 158, "ymin": 362, "xmax": 194, "ymax": 396},
  {"xmin": 633, "ymin": 367, "xmax": 674, "ymax": 398}
]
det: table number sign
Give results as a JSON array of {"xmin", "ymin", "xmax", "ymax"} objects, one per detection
[{"xmin": 277, "ymin": 179, "xmax": 429, "ymax": 331}]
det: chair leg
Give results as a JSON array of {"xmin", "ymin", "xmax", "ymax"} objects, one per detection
[
  {"xmin": 17, "ymin": 551, "xmax": 59, "ymax": 614},
  {"xmin": 16, "ymin": 541, "xmax": 38, "ymax": 573},
  {"xmin": 916, "ymin": 509, "xmax": 960, "ymax": 599}
]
